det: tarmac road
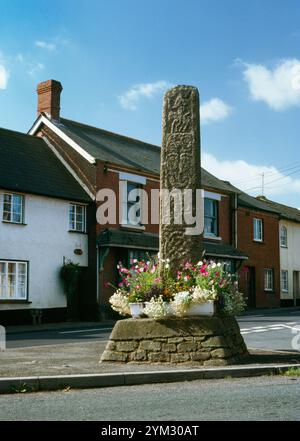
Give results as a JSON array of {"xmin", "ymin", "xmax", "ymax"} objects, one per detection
[
  {"xmin": 5, "ymin": 309, "xmax": 300, "ymax": 352},
  {"xmin": 0, "ymin": 376, "xmax": 299, "ymax": 421}
]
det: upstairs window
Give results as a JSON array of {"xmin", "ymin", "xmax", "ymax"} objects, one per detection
[
  {"xmin": 0, "ymin": 261, "xmax": 27, "ymax": 300},
  {"xmin": 204, "ymin": 198, "xmax": 218, "ymax": 237},
  {"xmin": 280, "ymin": 226, "xmax": 288, "ymax": 247},
  {"xmin": 3, "ymin": 193, "xmax": 24, "ymax": 224},
  {"xmin": 253, "ymin": 218, "xmax": 263, "ymax": 242},
  {"xmin": 127, "ymin": 182, "xmax": 141, "ymax": 225},
  {"xmin": 69, "ymin": 204, "xmax": 86, "ymax": 232}
]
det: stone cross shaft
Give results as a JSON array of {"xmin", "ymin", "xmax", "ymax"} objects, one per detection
[{"xmin": 160, "ymin": 85, "xmax": 202, "ymax": 276}]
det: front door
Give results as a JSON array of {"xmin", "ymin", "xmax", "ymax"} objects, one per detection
[
  {"xmin": 293, "ymin": 271, "xmax": 300, "ymax": 306},
  {"xmin": 246, "ymin": 267, "xmax": 256, "ymax": 308}
]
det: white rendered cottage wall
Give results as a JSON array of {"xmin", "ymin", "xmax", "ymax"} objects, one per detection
[
  {"xmin": 279, "ymin": 219, "xmax": 300, "ymax": 301},
  {"xmin": 0, "ymin": 190, "xmax": 88, "ymax": 311}
]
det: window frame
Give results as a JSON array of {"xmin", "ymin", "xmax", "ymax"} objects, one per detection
[
  {"xmin": 2, "ymin": 193, "xmax": 24, "ymax": 224},
  {"xmin": 204, "ymin": 198, "xmax": 219, "ymax": 238},
  {"xmin": 0, "ymin": 260, "xmax": 28, "ymax": 301},
  {"xmin": 69, "ymin": 203, "xmax": 86, "ymax": 233},
  {"xmin": 280, "ymin": 226, "xmax": 288, "ymax": 248},
  {"xmin": 264, "ymin": 268, "xmax": 274, "ymax": 292},
  {"xmin": 281, "ymin": 270, "xmax": 288, "ymax": 293},
  {"xmin": 253, "ymin": 218, "xmax": 263, "ymax": 242}
]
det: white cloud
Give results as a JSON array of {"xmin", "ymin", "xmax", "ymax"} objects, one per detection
[
  {"xmin": 15, "ymin": 54, "xmax": 44, "ymax": 77},
  {"xmin": 0, "ymin": 64, "xmax": 9, "ymax": 89},
  {"xmin": 35, "ymin": 40, "xmax": 56, "ymax": 51},
  {"xmin": 243, "ymin": 59, "xmax": 300, "ymax": 110},
  {"xmin": 118, "ymin": 80, "xmax": 172, "ymax": 110},
  {"xmin": 202, "ymin": 151, "xmax": 300, "ymax": 197},
  {"xmin": 200, "ymin": 98, "xmax": 232, "ymax": 125}
]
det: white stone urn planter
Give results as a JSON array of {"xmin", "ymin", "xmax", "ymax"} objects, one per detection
[
  {"xmin": 185, "ymin": 301, "xmax": 215, "ymax": 316},
  {"xmin": 129, "ymin": 303, "xmax": 145, "ymax": 319}
]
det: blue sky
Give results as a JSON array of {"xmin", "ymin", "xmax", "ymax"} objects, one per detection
[{"xmin": 1, "ymin": 0, "xmax": 300, "ymax": 206}]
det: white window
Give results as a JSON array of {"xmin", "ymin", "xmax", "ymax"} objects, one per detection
[
  {"xmin": 69, "ymin": 204, "xmax": 86, "ymax": 232},
  {"xmin": 264, "ymin": 268, "xmax": 274, "ymax": 291},
  {"xmin": 280, "ymin": 226, "xmax": 288, "ymax": 247},
  {"xmin": 281, "ymin": 270, "xmax": 288, "ymax": 292},
  {"xmin": 2, "ymin": 193, "xmax": 24, "ymax": 224},
  {"xmin": 0, "ymin": 261, "xmax": 27, "ymax": 300},
  {"xmin": 253, "ymin": 218, "xmax": 263, "ymax": 242}
]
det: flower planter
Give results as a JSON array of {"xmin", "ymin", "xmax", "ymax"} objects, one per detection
[
  {"xmin": 185, "ymin": 301, "xmax": 215, "ymax": 316},
  {"xmin": 129, "ymin": 303, "xmax": 145, "ymax": 319}
]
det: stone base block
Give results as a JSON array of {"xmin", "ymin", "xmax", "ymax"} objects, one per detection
[{"xmin": 100, "ymin": 316, "xmax": 249, "ymax": 365}]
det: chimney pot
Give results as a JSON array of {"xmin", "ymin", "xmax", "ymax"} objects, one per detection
[{"xmin": 37, "ymin": 79, "xmax": 63, "ymax": 121}]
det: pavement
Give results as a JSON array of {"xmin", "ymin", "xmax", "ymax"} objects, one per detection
[{"xmin": 0, "ymin": 308, "xmax": 299, "ymax": 394}]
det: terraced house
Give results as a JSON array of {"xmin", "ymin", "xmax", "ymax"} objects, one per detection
[
  {"xmin": 0, "ymin": 127, "xmax": 95, "ymax": 325},
  {"xmin": 256, "ymin": 196, "xmax": 300, "ymax": 307},
  {"xmin": 29, "ymin": 79, "xmax": 249, "ymax": 318}
]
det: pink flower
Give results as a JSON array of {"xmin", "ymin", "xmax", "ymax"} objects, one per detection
[
  {"xmin": 184, "ymin": 262, "xmax": 192, "ymax": 269},
  {"xmin": 184, "ymin": 275, "xmax": 191, "ymax": 281},
  {"xmin": 154, "ymin": 277, "xmax": 161, "ymax": 283},
  {"xmin": 136, "ymin": 285, "xmax": 141, "ymax": 290}
]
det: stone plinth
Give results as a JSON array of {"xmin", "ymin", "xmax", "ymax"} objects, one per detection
[{"xmin": 100, "ymin": 317, "xmax": 249, "ymax": 366}]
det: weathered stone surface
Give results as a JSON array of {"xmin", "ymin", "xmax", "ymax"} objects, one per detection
[
  {"xmin": 177, "ymin": 342, "xmax": 198, "ymax": 352},
  {"xmin": 100, "ymin": 317, "xmax": 248, "ymax": 364},
  {"xmin": 109, "ymin": 317, "xmax": 225, "ymax": 340},
  {"xmin": 190, "ymin": 352, "xmax": 211, "ymax": 362},
  {"xmin": 211, "ymin": 348, "xmax": 233, "ymax": 359},
  {"xmin": 160, "ymin": 85, "xmax": 202, "ymax": 276},
  {"xmin": 171, "ymin": 353, "xmax": 191, "ymax": 363},
  {"xmin": 201, "ymin": 336, "xmax": 227, "ymax": 348},
  {"xmin": 168, "ymin": 337, "xmax": 184, "ymax": 343},
  {"xmin": 130, "ymin": 350, "xmax": 147, "ymax": 362},
  {"xmin": 139, "ymin": 340, "xmax": 161, "ymax": 352},
  {"xmin": 116, "ymin": 341, "xmax": 138, "ymax": 352},
  {"xmin": 105, "ymin": 341, "xmax": 116, "ymax": 351},
  {"xmin": 101, "ymin": 351, "xmax": 128, "ymax": 362},
  {"xmin": 161, "ymin": 343, "xmax": 177, "ymax": 352},
  {"xmin": 148, "ymin": 352, "xmax": 170, "ymax": 363}
]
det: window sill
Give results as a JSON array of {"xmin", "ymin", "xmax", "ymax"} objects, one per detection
[
  {"xmin": 280, "ymin": 245, "xmax": 288, "ymax": 248},
  {"xmin": 264, "ymin": 290, "xmax": 274, "ymax": 293},
  {"xmin": 253, "ymin": 240, "xmax": 264, "ymax": 244},
  {"xmin": 120, "ymin": 224, "xmax": 146, "ymax": 232},
  {"xmin": 0, "ymin": 300, "xmax": 31, "ymax": 304},
  {"xmin": 204, "ymin": 235, "xmax": 222, "ymax": 241},
  {"xmin": 2, "ymin": 221, "xmax": 27, "ymax": 226},
  {"xmin": 68, "ymin": 230, "xmax": 87, "ymax": 235}
]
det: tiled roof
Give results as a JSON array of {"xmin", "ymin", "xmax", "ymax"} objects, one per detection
[
  {"xmin": 222, "ymin": 181, "xmax": 280, "ymax": 215},
  {"xmin": 0, "ymin": 126, "xmax": 91, "ymax": 202},
  {"xmin": 256, "ymin": 196, "xmax": 300, "ymax": 223},
  {"xmin": 51, "ymin": 117, "xmax": 237, "ymax": 194}
]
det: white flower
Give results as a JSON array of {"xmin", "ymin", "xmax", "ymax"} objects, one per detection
[
  {"xmin": 166, "ymin": 258, "xmax": 170, "ymax": 263},
  {"xmin": 211, "ymin": 263, "xmax": 217, "ymax": 269},
  {"xmin": 196, "ymin": 261, "xmax": 203, "ymax": 266},
  {"xmin": 165, "ymin": 263, "xmax": 170, "ymax": 269},
  {"xmin": 217, "ymin": 263, "xmax": 222, "ymax": 267}
]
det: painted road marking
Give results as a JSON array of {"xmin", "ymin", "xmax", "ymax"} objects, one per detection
[{"xmin": 240, "ymin": 323, "xmax": 299, "ymax": 335}]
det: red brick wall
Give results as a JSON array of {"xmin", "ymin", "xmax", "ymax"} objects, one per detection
[
  {"xmin": 237, "ymin": 207, "xmax": 280, "ymax": 308},
  {"xmin": 95, "ymin": 160, "xmax": 160, "ymax": 235}
]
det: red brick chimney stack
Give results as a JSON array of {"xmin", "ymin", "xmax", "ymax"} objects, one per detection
[{"xmin": 37, "ymin": 79, "xmax": 63, "ymax": 121}]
